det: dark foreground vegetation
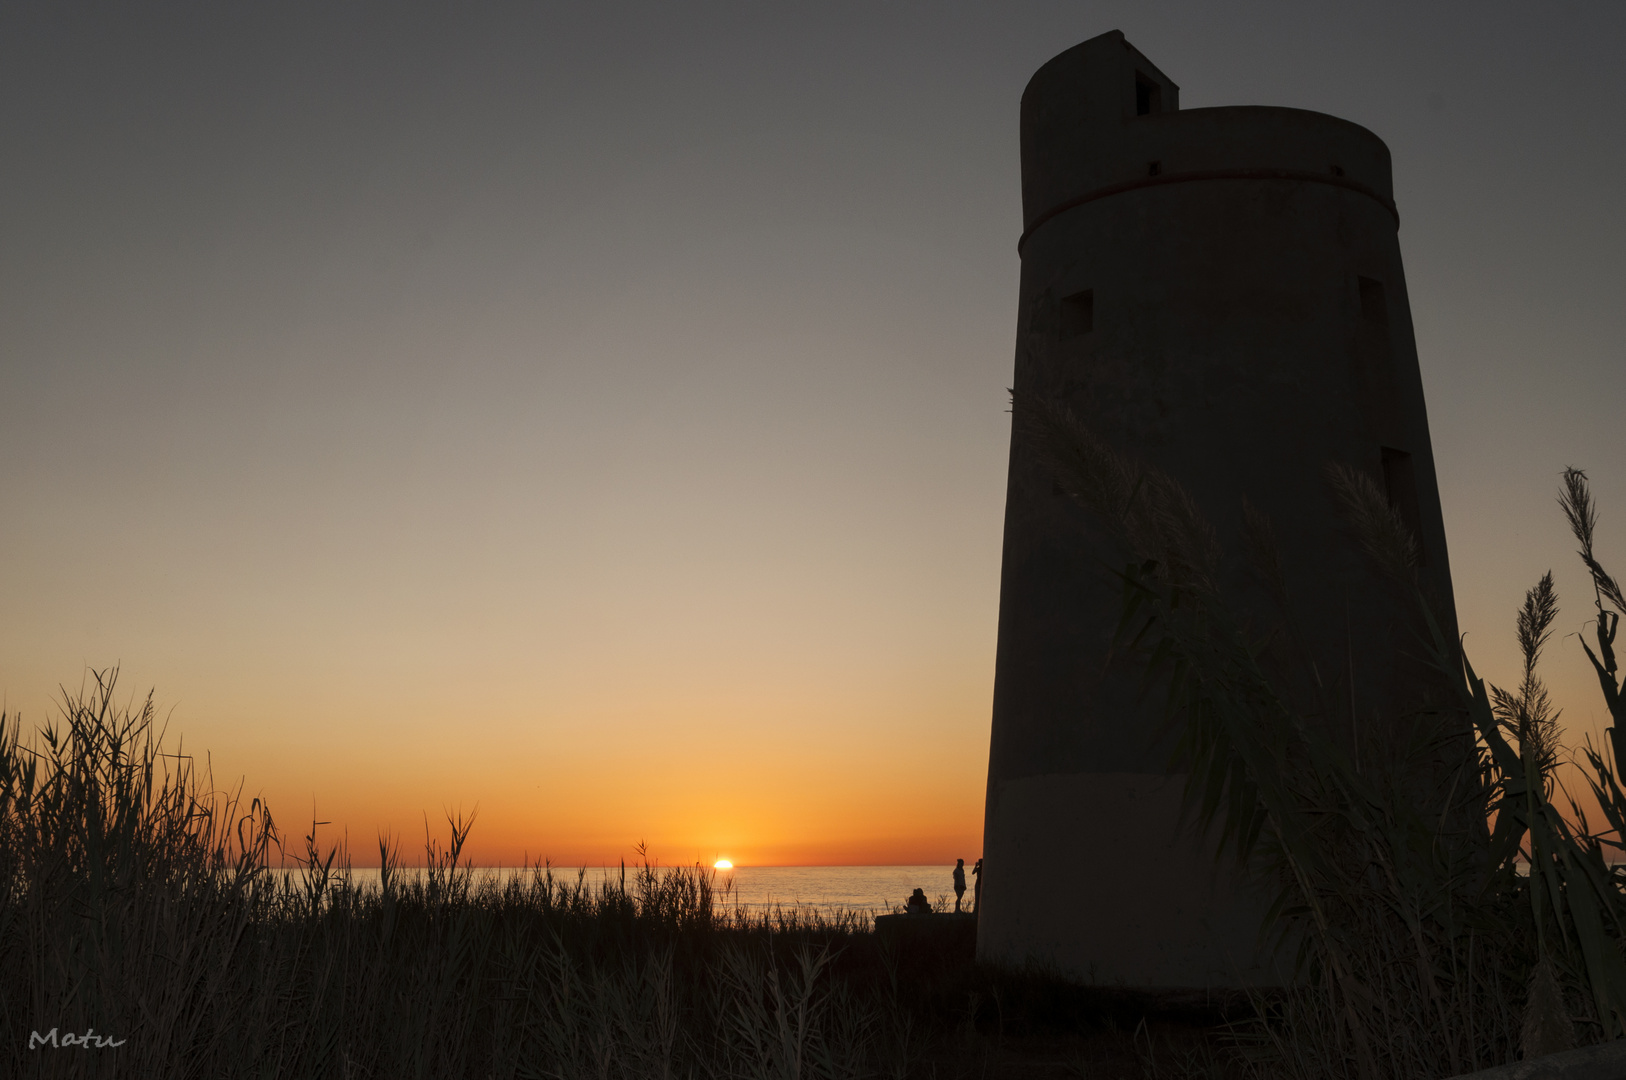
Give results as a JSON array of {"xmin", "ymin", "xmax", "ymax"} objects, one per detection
[
  {"xmin": 1021, "ymin": 392, "xmax": 1626, "ymax": 1080},
  {"xmin": 0, "ymin": 670, "xmax": 1235, "ymax": 1079},
  {"xmin": 3, "ymin": 430, "xmax": 1624, "ymax": 1078}
]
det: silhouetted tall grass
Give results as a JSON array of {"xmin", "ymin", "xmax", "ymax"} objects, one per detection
[
  {"xmin": 0, "ymin": 680, "xmax": 904, "ymax": 1078},
  {"xmin": 14, "ymin": 421, "xmax": 1619, "ymax": 1078},
  {"xmin": 1021, "ymin": 388, "xmax": 1626, "ymax": 1080},
  {"xmin": 4, "ymin": 675, "xmax": 1222, "ymax": 1079}
]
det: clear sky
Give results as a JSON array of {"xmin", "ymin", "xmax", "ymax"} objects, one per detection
[{"xmin": 2, "ymin": 2, "xmax": 1622, "ymax": 867}]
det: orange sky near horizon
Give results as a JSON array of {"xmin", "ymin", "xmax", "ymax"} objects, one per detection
[{"xmin": 3, "ymin": 641, "xmax": 996, "ymax": 869}]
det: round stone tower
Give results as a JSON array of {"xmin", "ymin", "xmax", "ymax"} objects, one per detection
[{"xmin": 978, "ymin": 31, "xmax": 1458, "ymax": 988}]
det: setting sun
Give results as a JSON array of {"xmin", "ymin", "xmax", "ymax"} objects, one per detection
[{"xmin": 713, "ymin": 859, "xmax": 733, "ymax": 870}]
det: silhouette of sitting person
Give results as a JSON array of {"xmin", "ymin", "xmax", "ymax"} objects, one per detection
[
  {"xmin": 905, "ymin": 887, "xmax": 932, "ymax": 915},
  {"xmin": 952, "ymin": 859, "xmax": 966, "ymax": 913}
]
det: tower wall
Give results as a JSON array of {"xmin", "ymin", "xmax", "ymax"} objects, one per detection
[{"xmin": 978, "ymin": 31, "xmax": 1458, "ymax": 988}]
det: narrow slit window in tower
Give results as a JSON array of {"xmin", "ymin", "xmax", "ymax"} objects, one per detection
[
  {"xmin": 1135, "ymin": 74, "xmax": 1161, "ymax": 116},
  {"xmin": 1355, "ymin": 275, "xmax": 1401, "ymax": 435},
  {"xmin": 1061, "ymin": 289, "xmax": 1094, "ymax": 338},
  {"xmin": 1358, "ymin": 277, "xmax": 1388, "ymax": 326},
  {"xmin": 1381, "ymin": 447, "xmax": 1426, "ymax": 565}
]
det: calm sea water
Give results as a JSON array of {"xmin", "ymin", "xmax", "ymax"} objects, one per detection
[
  {"xmin": 275, "ymin": 865, "xmax": 971, "ymax": 917},
  {"xmin": 709, "ymin": 865, "xmax": 968, "ymax": 915}
]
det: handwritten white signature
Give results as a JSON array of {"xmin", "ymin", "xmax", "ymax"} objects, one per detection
[{"xmin": 29, "ymin": 1028, "xmax": 127, "ymax": 1049}]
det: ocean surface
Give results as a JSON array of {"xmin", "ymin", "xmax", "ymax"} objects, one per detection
[
  {"xmin": 275, "ymin": 864, "xmax": 970, "ymax": 917},
  {"xmin": 655, "ymin": 864, "xmax": 966, "ymax": 916}
]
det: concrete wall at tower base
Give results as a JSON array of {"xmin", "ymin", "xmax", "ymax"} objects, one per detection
[{"xmin": 977, "ymin": 771, "xmax": 1288, "ymax": 989}]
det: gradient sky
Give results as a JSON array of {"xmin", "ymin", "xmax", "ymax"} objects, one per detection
[{"xmin": 2, "ymin": 2, "xmax": 1622, "ymax": 867}]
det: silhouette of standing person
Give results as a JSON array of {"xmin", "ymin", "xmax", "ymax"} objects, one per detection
[
  {"xmin": 971, "ymin": 858, "xmax": 982, "ymax": 913},
  {"xmin": 952, "ymin": 859, "xmax": 966, "ymax": 913}
]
